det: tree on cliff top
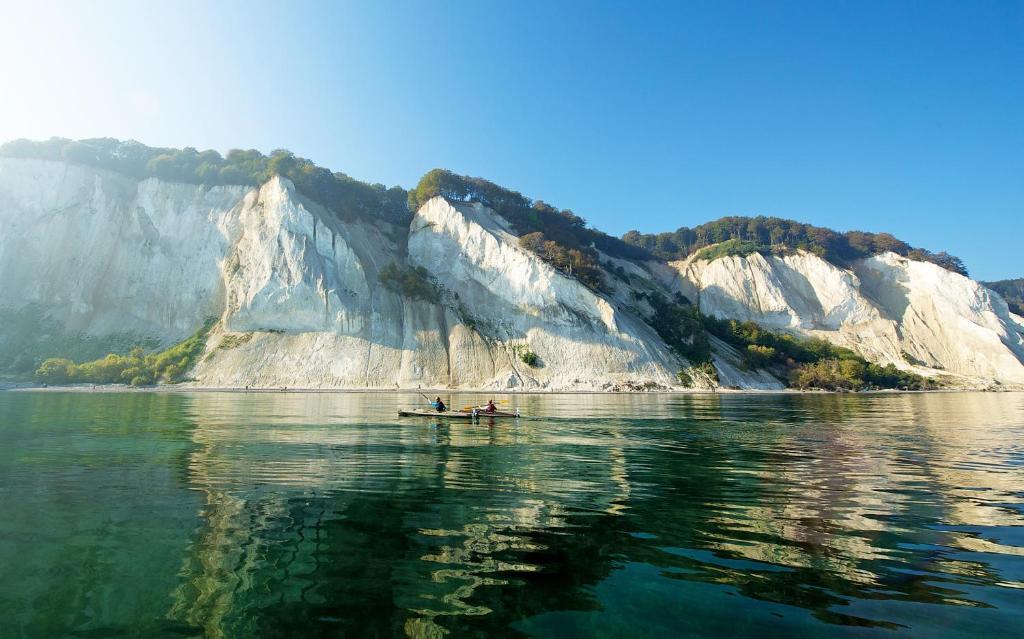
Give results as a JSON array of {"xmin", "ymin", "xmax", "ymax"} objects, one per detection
[
  {"xmin": 0, "ymin": 137, "xmax": 410, "ymax": 225},
  {"xmin": 983, "ymin": 278, "xmax": 1024, "ymax": 315},
  {"xmin": 623, "ymin": 216, "xmax": 968, "ymax": 276},
  {"xmin": 409, "ymin": 168, "xmax": 651, "ymax": 263}
]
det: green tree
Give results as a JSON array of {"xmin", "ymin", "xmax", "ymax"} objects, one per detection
[
  {"xmin": 621, "ymin": 215, "xmax": 968, "ymax": 275},
  {"xmin": 743, "ymin": 344, "xmax": 776, "ymax": 368},
  {"xmin": 1, "ymin": 138, "xmax": 408, "ymax": 226},
  {"xmin": 35, "ymin": 358, "xmax": 75, "ymax": 383}
]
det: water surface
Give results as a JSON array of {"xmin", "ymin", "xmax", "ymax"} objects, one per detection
[{"xmin": 1, "ymin": 391, "xmax": 1023, "ymax": 638}]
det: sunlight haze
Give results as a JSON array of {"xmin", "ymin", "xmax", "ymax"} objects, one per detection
[{"xmin": 1, "ymin": 0, "xmax": 1020, "ymax": 279}]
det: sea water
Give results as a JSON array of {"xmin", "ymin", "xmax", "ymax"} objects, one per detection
[{"xmin": 1, "ymin": 391, "xmax": 1022, "ymax": 638}]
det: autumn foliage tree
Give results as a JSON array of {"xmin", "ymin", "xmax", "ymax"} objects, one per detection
[{"xmin": 519, "ymin": 232, "xmax": 606, "ymax": 291}]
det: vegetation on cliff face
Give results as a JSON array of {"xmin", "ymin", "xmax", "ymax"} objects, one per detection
[
  {"xmin": 637, "ymin": 293, "xmax": 711, "ymax": 364},
  {"xmin": 378, "ymin": 263, "xmax": 441, "ymax": 303},
  {"xmin": 693, "ymin": 239, "xmax": 768, "ymax": 262},
  {"xmin": 2, "ymin": 138, "xmax": 970, "ymax": 279},
  {"xmin": 0, "ymin": 137, "xmax": 409, "ymax": 224},
  {"xmin": 703, "ymin": 316, "xmax": 935, "ymax": 390},
  {"xmin": 413, "ymin": 167, "xmax": 650, "ymax": 258},
  {"xmin": 518, "ymin": 232, "xmax": 607, "ymax": 292},
  {"xmin": 0, "ymin": 304, "xmax": 159, "ymax": 377},
  {"xmin": 34, "ymin": 319, "xmax": 216, "ymax": 386},
  {"xmin": 623, "ymin": 215, "xmax": 968, "ymax": 276},
  {"xmin": 408, "ymin": 169, "xmax": 652, "ymax": 292},
  {"xmin": 984, "ymin": 278, "xmax": 1024, "ymax": 316},
  {"xmin": 636, "ymin": 290, "xmax": 933, "ymax": 390},
  {"xmin": 512, "ymin": 344, "xmax": 540, "ymax": 367}
]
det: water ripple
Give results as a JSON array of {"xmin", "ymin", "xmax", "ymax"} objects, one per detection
[{"xmin": 1, "ymin": 390, "xmax": 1023, "ymax": 637}]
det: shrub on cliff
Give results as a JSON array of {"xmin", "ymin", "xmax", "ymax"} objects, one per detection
[
  {"xmin": 638, "ymin": 292, "xmax": 711, "ymax": 364},
  {"xmin": 512, "ymin": 345, "xmax": 540, "ymax": 367},
  {"xmin": 378, "ymin": 263, "xmax": 440, "ymax": 303},
  {"xmin": 693, "ymin": 361, "xmax": 719, "ymax": 383},
  {"xmin": 789, "ymin": 359, "xmax": 863, "ymax": 391},
  {"xmin": 34, "ymin": 358, "xmax": 75, "ymax": 384},
  {"xmin": 34, "ymin": 319, "xmax": 216, "ymax": 386},
  {"xmin": 787, "ymin": 358, "xmax": 933, "ymax": 391},
  {"xmin": 518, "ymin": 232, "xmax": 607, "ymax": 292},
  {"xmin": 742, "ymin": 344, "xmax": 777, "ymax": 368},
  {"xmin": 695, "ymin": 239, "xmax": 768, "ymax": 262}
]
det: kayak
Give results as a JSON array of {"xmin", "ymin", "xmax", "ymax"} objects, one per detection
[{"xmin": 398, "ymin": 409, "xmax": 521, "ymax": 419}]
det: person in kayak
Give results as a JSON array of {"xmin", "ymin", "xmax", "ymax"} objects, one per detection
[
  {"xmin": 484, "ymin": 399, "xmax": 497, "ymax": 414},
  {"xmin": 433, "ymin": 397, "xmax": 447, "ymax": 412}
]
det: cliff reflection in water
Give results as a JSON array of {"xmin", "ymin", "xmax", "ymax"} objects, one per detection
[{"xmin": 159, "ymin": 392, "xmax": 1024, "ymax": 638}]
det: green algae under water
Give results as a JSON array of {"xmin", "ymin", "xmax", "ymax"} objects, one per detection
[{"xmin": 1, "ymin": 390, "xmax": 1023, "ymax": 638}]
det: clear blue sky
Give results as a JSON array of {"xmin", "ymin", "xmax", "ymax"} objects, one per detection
[{"xmin": 2, "ymin": 1, "xmax": 1021, "ymax": 279}]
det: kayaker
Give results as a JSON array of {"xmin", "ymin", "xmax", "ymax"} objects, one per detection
[
  {"xmin": 434, "ymin": 396, "xmax": 447, "ymax": 412},
  {"xmin": 484, "ymin": 399, "xmax": 497, "ymax": 414}
]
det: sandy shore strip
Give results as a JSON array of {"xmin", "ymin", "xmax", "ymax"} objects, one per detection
[{"xmin": 4, "ymin": 382, "xmax": 994, "ymax": 395}]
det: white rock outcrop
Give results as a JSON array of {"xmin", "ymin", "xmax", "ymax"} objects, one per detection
[{"xmin": 664, "ymin": 250, "xmax": 1024, "ymax": 386}]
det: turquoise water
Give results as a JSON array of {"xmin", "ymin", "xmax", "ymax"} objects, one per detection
[{"xmin": 1, "ymin": 391, "xmax": 1023, "ymax": 638}]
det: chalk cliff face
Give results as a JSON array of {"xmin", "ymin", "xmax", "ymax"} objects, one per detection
[
  {"xmin": 2, "ymin": 157, "xmax": 1022, "ymax": 389},
  {"xmin": 0, "ymin": 158, "xmax": 246, "ymax": 339},
  {"xmin": 661, "ymin": 251, "xmax": 1024, "ymax": 386},
  {"xmin": 0, "ymin": 158, "xmax": 683, "ymax": 389},
  {"xmin": 406, "ymin": 198, "xmax": 682, "ymax": 389},
  {"xmin": 194, "ymin": 187, "xmax": 683, "ymax": 389}
]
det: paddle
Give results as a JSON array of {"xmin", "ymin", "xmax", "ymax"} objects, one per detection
[
  {"xmin": 420, "ymin": 391, "xmax": 452, "ymax": 412},
  {"xmin": 461, "ymin": 399, "xmax": 509, "ymax": 410},
  {"xmin": 418, "ymin": 391, "xmax": 437, "ymax": 408}
]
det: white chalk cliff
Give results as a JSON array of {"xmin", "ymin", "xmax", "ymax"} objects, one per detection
[
  {"xmin": 0, "ymin": 158, "xmax": 683, "ymax": 389},
  {"xmin": 2, "ymin": 157, "xmax": 1022, "ymax": 389},
  {"xmin": 659, "ymin": 251, "xmax": 1024, "ymax": 387}
]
